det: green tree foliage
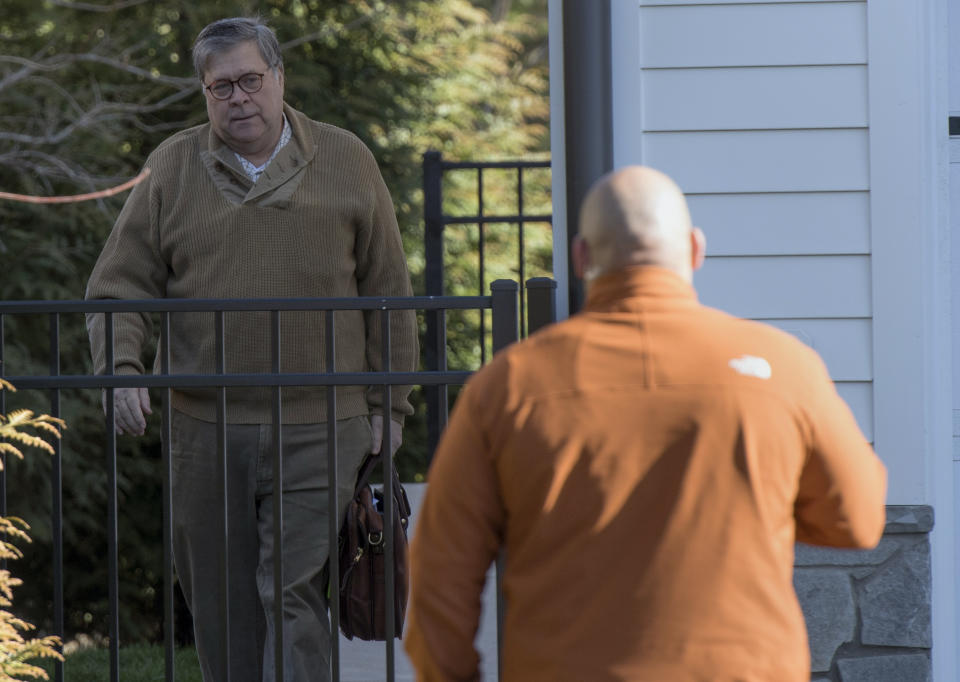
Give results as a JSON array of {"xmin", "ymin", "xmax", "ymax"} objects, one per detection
[{"xmin": 1, "ymin": 0, "xmax": 548, "ymax": 649}]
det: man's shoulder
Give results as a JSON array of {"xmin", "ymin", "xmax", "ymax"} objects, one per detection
[
  {"xmin": 289, "ymin": 109, "xmax": 371, "ymax": 153},
  {"xmin": 471, "ymin": 315, "xmax": 587, "ymax": 383},
  {"xmin": 688, "ymin": 303, "xmax": 833, "ymax": 399},
  {"xmin": 311, "ymin": 119, "xmax": 365, "ymax": 145},
  {"xmin": 702, "ymin": 305, "xmax": 819, "ymax": 361},
  {"xmin": 146, "ymin": 123, "xmax": 209, "ymax": 166}
]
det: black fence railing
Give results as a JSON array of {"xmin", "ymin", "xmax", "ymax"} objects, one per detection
[
  {"xmin": 422, "ymin": 152, "xmax": 552, "ymax": 457},
  {"xmin": 0, "ymin": 279, "xmax": 557, "ymax": 682}
]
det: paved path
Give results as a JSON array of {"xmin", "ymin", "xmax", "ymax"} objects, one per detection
[{"xmin": 338, "ymin": 483, "xmax": 499, "ymax": 682}]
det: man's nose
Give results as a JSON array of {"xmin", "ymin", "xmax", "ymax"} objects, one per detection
[{"xmin": 228, "ymin": 85, "xmax": 250, "ymax": 104}]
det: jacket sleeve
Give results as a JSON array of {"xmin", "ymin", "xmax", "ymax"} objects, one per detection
[
  {"xmin": 794, "ymin": 352, "xmax": 887, "ymax": 548},
  {"xmin": 84, "ymin": 164, "xmax": 166, "ymax": 376},
  {"xmin": 405, "ymin": 378, "xmax": 504, "ymax": 681},
  {"xmin": 354, "ymin": 147, "xmax": 419, "ymax": 423}
]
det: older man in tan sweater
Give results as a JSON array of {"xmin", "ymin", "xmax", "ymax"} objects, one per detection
[
  {"xmin": 405, "ymin": 166, "xmax": 886, "ymax": 681},
  {"xmin": 85, "ymin": 16, "xmax": 417, "ymax": 682}
]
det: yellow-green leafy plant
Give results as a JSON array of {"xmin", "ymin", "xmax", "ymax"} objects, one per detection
[{"xmin": 0, "ymin": 379, "xmax": 65, "ymax": 681}]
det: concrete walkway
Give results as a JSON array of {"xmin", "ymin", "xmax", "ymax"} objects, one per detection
[{"xmin": 337, "ymin": 483, "xmax": 500, "ymax": 682}]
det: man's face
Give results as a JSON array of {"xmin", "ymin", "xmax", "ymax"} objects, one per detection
[{"xmin": 202, "ymin": 40, "xmax": 284, "ymax": 159}]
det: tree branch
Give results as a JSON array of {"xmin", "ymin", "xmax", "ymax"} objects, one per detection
[
  {"xmin": 0, "ymin": 83, "xmax": 197, "ymax": 146},
  {"xmin": 47, "ymin": 0, "xmax": 151, "ymax": 12},
  {"xmin": 0, "ymin": 53, "xmax": 195, "ymax": 92},
  {"xmin": 279, "ymin": 14, "xmax": 376, "ymax": 52}
]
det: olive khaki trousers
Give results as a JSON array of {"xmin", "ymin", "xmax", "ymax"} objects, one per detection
[{"xmin": 170, "ymin": 410, "xmax": 371, "ymax": 682}]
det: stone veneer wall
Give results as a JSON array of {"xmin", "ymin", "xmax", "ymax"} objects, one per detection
[{"xmin": 794, "ymin": 505, "xmax": 933, "ymax": 682}]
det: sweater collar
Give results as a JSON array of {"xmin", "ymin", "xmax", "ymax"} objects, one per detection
[
  {"xmin": 243, "ymin": 104, "xmax": 315, "ymax": 201},
  {"xmin": 583, "ymin": 266, "xmax": 698, "ymax": 311},
  {"xmin": 202, "ymin": 104, "xmax": 317, "ymax": 203}
]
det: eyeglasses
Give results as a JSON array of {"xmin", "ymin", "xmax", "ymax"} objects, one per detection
[{"xmin": 204, "ymin": 72, "xmax": 266, "ymax": 101}]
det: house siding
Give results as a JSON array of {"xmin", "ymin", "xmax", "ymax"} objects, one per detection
[
  {"xmin": 627, "ymin": 0, "xmax": 874, "ymax": 441},
  {"xmin": 602, "ymin": 0, "xmax": 950, "ymax": 678}
]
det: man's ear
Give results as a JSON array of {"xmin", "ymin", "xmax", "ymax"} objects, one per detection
[
  {"xmin": 691, "ymin": 227, "xmax": 706, "ymax": 271},
  {"xmin": 572, "ymin": 235, "xmax": 589, "ymax": 281}
]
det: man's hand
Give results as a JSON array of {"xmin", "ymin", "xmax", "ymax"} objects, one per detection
[
  {"xmin": 370, "ymin": 414, "xmax": 402, "ymax": 456},
  {"xmin": 102, "ymin": 387, "xmax": 152, "ymax": 436}
]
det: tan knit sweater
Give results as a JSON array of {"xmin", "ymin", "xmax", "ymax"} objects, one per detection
[{"xmin": 86, "ymin": 105, "xmax": 418, "ymax": 424}]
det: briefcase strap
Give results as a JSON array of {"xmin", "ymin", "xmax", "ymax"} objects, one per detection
[{"xmin": 352, "ymin": 454, "xmax": 411, "ymax": 523}]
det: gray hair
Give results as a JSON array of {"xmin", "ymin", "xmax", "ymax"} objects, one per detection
[{"xmin": 192, "ymin": 17, "xmax": 283, "ymax": 81}]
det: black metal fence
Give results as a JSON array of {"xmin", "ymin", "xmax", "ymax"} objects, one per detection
[
  {"xmin": 422, "ymin": 152, "xmax": 552, "ymax": 456},
  {"xmin": 0, "ymin": 279, "xmax": 557, "ymax": 682}
]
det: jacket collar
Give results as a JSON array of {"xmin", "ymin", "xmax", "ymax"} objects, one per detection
[{"xmin": 583, "ymin": 266, "xmax": 698, "ymax": 311}]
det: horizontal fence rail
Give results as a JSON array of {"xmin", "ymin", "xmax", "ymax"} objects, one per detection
[{"xmin": 0, "ymin": 281, "xmax": 557, "ymax": 682}]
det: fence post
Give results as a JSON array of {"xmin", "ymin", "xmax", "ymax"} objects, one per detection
[
  {"xmin": 525, "ymin": 278, "xmax": 558, "ymax": 336},
  {"xmin": 423, "ymin": 151, "xmax": 446, "ymax": 459},
  {"xmin": 490, "ymin": 278, "xmax": 519, "ymax": 681},
  {"xmin": 490, "ymin": 280, "xmax": 519, "ymax": 354}
]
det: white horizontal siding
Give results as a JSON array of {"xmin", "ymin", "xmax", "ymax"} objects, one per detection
[
  {"xmin": 695, "ymin": 255, "xmax": 871, "ymax": 319},
  {"xmin": 643, "ymin": 130, "xmax": 870, "ymax": 193},
  {"xmin": 639, "ymin": 2, "xmax": 867, "ymax": 68},
  {"xmin": 836, "ymin": 381, "xmax": 873, "ymax": 442},
  {"xmin": 642, "ymin": 66, "xmax": 868, "ymax": 131},
  {"xmin": 760, "ymin": 318, "xmax": 872, "ymax": 381},
  {"xmin": 611, "ymin": 0, "xmax": 876, "ymax": 471},
  {"xmin": 640, "ymin": 0, "xmax": 846, "ymax": 4},
  {"xmin": 687, "ymin": 192, "xmax": 870, "ymax": 256}
]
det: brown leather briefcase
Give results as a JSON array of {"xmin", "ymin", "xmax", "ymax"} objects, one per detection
[{"xmin": 337, "ymin": 453, "xmax": 411, "ymax": 640}]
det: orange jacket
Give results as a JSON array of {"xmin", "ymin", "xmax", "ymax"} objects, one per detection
[{"xmin": 405, "ymin": 266, "xmax": 887, "ymax": 682}]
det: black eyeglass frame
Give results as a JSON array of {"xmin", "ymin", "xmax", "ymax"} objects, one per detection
[{"xmin": 203, "ymin": 72, "xmax": 267, "ymax": 101}]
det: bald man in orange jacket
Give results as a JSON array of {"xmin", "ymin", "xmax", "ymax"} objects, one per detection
[{"xmin": 404, "ymin": 166, "xmax": 887, "ymax": 682}]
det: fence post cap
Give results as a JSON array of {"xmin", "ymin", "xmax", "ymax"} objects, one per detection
[
  {"xmin": 490, "ymin": 279, "xmax": 519, "ymax": 292},
  {"xmin": 525, "ymin": 277, "xmax": 557, "ymax": 289}
]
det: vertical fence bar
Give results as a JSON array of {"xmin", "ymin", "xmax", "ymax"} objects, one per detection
[
  {"xmin": 478, "ymin": 169, "xmax": 486, "ymax": 365},
  {"xmin": 104, "ymin": 312, "xmax": 120, "ymax": 682},
  {"xmin": 160, "ymin": 313, "xmax": 175, "ymax": 682},
  {"xmin": 271, "ymin": 310, "xmax": 285, "ymax": 682},
  {"xmin": 423, "ymin": 151, "xmax": 445, "ymax": 300},
  {"xmin": 525, "ymin": 278, "xmax": 558, "ymax": 336},
  {"xmin": 517, "ymin": 167, "xmax": 526, "ymax": 338},
  {"xmin": 489, "ymin": 280, "xmax": 518, "ymax": 680},
  {"xmin": 325, "ymin": 310, "xmax": 340, "ymax": 682},
  {"xmin": 425, "ymin": 301, "xmax": 447, "ymax": 465},
  {"xmin": 215, "ymin": 311, "xmax": 231, "ymax": 682},
  {"xmin": 48, "ymin": 314, "xmax": 64, "ymax": 682},
  {"xmin": 380, "ymin": 309, "xmax": 396, "ymax": 680},
  {"xmin": 423, "ymin": 151, "xmax": 445, "ymax": 460}
]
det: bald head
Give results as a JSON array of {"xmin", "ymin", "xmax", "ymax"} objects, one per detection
[{"xmin": 575, "ymin": 166, "xmax": 704, "ymax": 286}]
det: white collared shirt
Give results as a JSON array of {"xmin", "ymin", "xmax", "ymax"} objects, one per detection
[{"xmin": 235, "ymin": 115, "xmax": 292, "ymax": 183}]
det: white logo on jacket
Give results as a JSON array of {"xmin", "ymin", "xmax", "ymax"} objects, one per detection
[{"xmin": 728, "ymin": 355, "xmax": 772, "ymax": 380}]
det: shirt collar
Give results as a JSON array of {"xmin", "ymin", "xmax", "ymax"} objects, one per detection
[
  {"xmin": 583, "ymin": 266, "xmax": 698, "ymax": 311},
  {"xmin": 235, "ymin": 114, "xmax": 292, "ymax": 182}
]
